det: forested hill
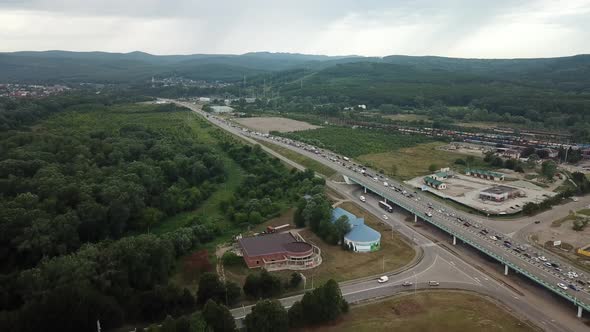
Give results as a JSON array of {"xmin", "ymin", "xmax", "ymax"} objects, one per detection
[
  {"xmin": 5, "ymin": 50, "xmax": 589, "ymax": 88},
  {"xmin": 381, "ymin": 54, "xmax": 590, "ymax": 91},
  {"xmin": 0, "ymin": 51, "xmax": 360, "ymax": 83}
]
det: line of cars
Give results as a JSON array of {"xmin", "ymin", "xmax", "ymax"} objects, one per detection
[
  {"xmin": 377, "ymin": 275, "xmax": 439, "ymax": 287},
  {"xmin": 343, "ymin": 156, "xmax": 590, "ymax": 296},
  {"xmin": 217, "ymin": 117, "xmax": 590, "ymax": 298}
]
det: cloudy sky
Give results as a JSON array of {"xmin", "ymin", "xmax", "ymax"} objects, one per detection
[{"xmin": 1, "ymin": 0, "xmax": 589, "ymax": 58}]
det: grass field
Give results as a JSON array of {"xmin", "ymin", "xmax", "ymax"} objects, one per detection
[
  {"xmin": 358, "ymin": 142, "xmax": 485, "ymax": 180},
  {"xmin": 382, "ymin": 114, "xmax": 431, "ymax": 122},
  {"xmin": 305, "ymin": 291, "xmax": 538, "ymax": 332},
  {"xmin": 256, "ymin": 139, "xmax": 337, "ymax": 177},
  {"xmin": 279, "ymin": 126, "xmax": 433, "ymax": 158},
  {"xmin": 298, "ymin": 201, "xmax": 416, "ymax": 285}
]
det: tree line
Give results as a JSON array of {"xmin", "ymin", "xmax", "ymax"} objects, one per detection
[{"xmin": 0, "ymin": 103, "xmax": 226, "ymax": 272}]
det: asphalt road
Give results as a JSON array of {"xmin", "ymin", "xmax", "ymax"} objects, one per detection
[{"xmin": 172, "ymin": 100, "xmax": 589, "ymax": 331}]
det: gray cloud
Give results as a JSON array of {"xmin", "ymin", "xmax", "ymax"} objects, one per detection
[{"xmin": 0, "ymin": 0, "xmax": 588, "ymax": 57}]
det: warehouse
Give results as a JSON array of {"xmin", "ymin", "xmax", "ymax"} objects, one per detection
[
  {"xmin": 238, "ymin": 232, "xmax": 322, "ymax": 271},
  {"xmin": 332, "ymin": 207, "xmax": 381, "ymax": 253},
  {"xmin": 479, "ymin": 185, "xmax": 522, "ymax": 202},
  {"xmin": 465, "ymin": 169, "xmax": 505, "ymax": 181},
  {"xmin": 424, "ymin": 176, "xmax": 447, "ymax": 190}
]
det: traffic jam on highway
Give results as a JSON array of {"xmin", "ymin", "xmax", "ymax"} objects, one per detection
[{"xmin": 206, "ymin": 113, "xmax": 590, "ymax": 300}]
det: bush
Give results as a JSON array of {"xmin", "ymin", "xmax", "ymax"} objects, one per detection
[
  {"xmin": 221, "ymin": 251, "xmax": 244, "ymax": 267},
  {"xmin": 288, "ymin": 273, "xmax": 302, "ymax": 289},
  {"xmin": 243, "ymin": 269, "xmax": 283, "ymax": 299}
]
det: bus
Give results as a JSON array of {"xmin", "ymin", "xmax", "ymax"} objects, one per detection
[{"xmin": 379, "ymin": 200, "xmax": 393, "ymax": 213}]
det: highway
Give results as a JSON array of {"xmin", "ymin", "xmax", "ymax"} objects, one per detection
[{"xmin": 172, "ymin": 100, "xmax": 589, "ymax": 331}]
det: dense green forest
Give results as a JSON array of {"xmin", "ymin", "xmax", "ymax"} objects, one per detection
[
  {"xmin": 0, "ymin": 51, "xmax": 358, "ymax": 83},
  {"xmin": 3, "ymin": 51, "xmax": 590, "ymax": 140},
  {"xmin": 0, "ymin": 97, "xmax": 324, "ymax": 331}
]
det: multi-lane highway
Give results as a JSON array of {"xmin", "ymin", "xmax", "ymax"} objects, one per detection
[
  {"xmin": 258, "ymin": 133, "xmax": 590, "ymax": 316},
  {"xmin": 172, "ymin": 100, "xmax": 589, "ymax": 331}
]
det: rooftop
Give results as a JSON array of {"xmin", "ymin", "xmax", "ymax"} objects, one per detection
[
  {"xmin": 331, "ymin": 207, "xmax": 364, "ymax": 227},
  {"xmin": 344, "ymin": 223, "xmax": 381, "ymax": 243},
  {"xmin": 481, "ymin": 185, "xmax": 520, "ymax": 195},
  {"xmin": 239, "ymin": 233, "xmax": 311, "ymax": 257},
  {"xmin": 424, "ymin": 176, "xmax": 444, "ymax": 186},
  {"xmin": 466, "ymin": 169, "xmax": 505, "ymax": 178},
  {"xmin": 434, "ymin": 171, "xmax": 449, "ymax": 178}
]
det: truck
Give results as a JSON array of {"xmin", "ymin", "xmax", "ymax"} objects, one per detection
[{"xmin": 266, "ymin": 224, "xmax": 290, "ymax": 233}]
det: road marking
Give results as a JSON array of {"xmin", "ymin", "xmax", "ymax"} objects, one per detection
[{"xmin": 437, "ymin": 255, "xmax": 482, "ymax": 285}]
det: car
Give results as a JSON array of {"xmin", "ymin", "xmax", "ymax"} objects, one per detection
[
  {"xmin": 490, "ymin": 235, "xmax": 498, "ymax": 241},
  {"xmin": 544, "ymin": 262, "xmax": 553, "ymax": 268},
  {"xmin": 557, "ymin": 283, "xmax": 568, "ymax": 290},
  {"xmin": 359, "ymin": 196, "xmax": 366, "ymax": 202},
  {"xmin": 378, "ymin": 276, "xmax": 389, "ymax": 283},
  {"xmin": 429, "ymin": 281, "xmax": 440, "ymax": 286},
  {"xmin": 383, "ymin": 182, "xmax": 389, "ymax": 187},
  {"xmin": 463, "ymin": 222, "xmax": 471, "ymax": 227},
  {"xmin": 539, "ymin": 256, "xmax": 547, "ymax": 262},
  {"xmin": 382, "ymin": 215, "xmax": 389, "ymax": 220},
  {"xmin": 402, "ymin": 281, "xmax": 413, "ymax": 287},
  {"xmin": 426, "ymin": 212, "xmax": 433, "ymax": 217},
  {"xmin": 569, "ymin": 284, "xmax": 580, "ymax": 291},
  {"xmin": 534, "ymin": 220, "xmax": 541, "ymax": 224}
]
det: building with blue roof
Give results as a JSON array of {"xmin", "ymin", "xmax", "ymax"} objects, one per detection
[
  {"xmin": 331, "ymin": 207, "xmax": 364, "ymax": 227},
  {"xmin": 331, "ymin": 207, "xmax": 381, "ymax": 253}
]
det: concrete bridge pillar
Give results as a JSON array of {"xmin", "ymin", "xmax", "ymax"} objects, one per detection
[
  {"xmin": 504, "ymin": 264, "xmax": 509, "ymax": 276},
  {"xmin": 364, "ymin": 187, "xmax": 367, "ymax": 194},
  {"xmin": 414, "ymin": 214, "xmax": 418, "ymax": 223},
  {"xmin": 452, "ymin": 235, "xmax": 457, "ymax": 246},
  {"xmin": 578, "ymin": 306, "xmax": 583, "ymax": 318}
]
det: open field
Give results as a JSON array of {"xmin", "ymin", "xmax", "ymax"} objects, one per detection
[
  {"xmin": 256, "ymin": 139, "xmax": 337, "ymax": 177},
  {"xmin": 235, "ymin": 116, "xmax": 321, "ymax": 133},
  {"xmin": 279, "ymin": 126, "xmax": 433, "ymax": 158},
  {"xmin": 358, "ymin": 142, "xmax": 485, "ymax": 180},
  {"xmin": 382, "ymin": 113, "xmax": 431, "ymax": 122},
  {"xmin": 297, "ymin": 201, "xmax": 416, "ymax": 285},
  {"xmin": 456, "ymin": 121, "xmax": 504, "ymax": 129},
  {"xmin": 304, "ymin": 291, "xmax": 538, "ymax": 332}
]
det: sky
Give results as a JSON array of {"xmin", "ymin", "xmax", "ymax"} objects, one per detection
[{"xmin": 0, "ymin": 0, "xmax": 589, "ymax": 58}]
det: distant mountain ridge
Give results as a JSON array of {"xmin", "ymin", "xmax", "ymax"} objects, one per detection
[{"xmin": 0, "ymin": 50, "xmax": 588, "ymax": 86}]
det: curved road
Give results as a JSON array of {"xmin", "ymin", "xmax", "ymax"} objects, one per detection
[{"xmin": 172, "ymin": 100, "xmax": 587, "ymax": 331}]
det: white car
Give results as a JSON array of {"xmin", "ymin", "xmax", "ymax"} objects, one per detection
[
  {"xmin": 539, "ymin": 256, "xmax": 548, "ymax": 262},
  {"xmin": 557, "ymin": 283, "xmax": 568, "ymax": 290},
  {"xmin": 359, "ymin": 196, "xmax": 366, "ymax": 202},
  {"xmin": 402, "ymin": 281, "xmax": 413, "ymax": 287},
  {"xmin": 382, "ymin": 215, "xmax": 389, "ymax": 220},
  {"xmin": 378, "ymin": 276, "xmax": 389, "ymax": 283},
  {"xmin": 383, "ymin": 182, "xmax": 389, "ymax": 187},
  {"xmin": 426, "ymin": 212, "xmax": 433, "ymax": 217}
]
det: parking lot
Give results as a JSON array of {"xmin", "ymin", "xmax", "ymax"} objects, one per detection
[{"xmin": 406, "ymin": 174, "xmax": 556, "ymax": 215}]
